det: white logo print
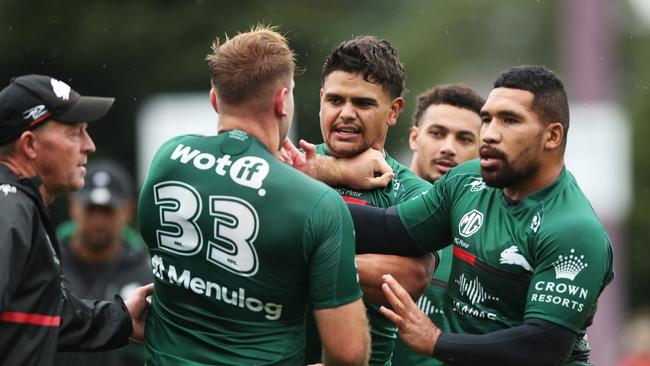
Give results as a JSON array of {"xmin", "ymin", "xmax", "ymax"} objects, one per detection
[
  {"xmin": 169, "ymin": 144, "xmax": 270, "ymax": 197},
  {"xmin": 22, "ymin": 105, "xmax": 48, "ymax": 121},
  {"xmin": 230, "ymin": 156, "xmax": 269, "ymax": 194},
  {"xmin": 499, "ymin": 246, "xmax": 532, "ymax": 271},
  {"xmin": 458, "ymin": 209, "xmax": 483, "ymax": 237},
  {"xmin": 530, "ymin": 212, "xmax": 541, "ymax": 233},
  {"xmin": 465, "ymin": 178, "xmax": 487, "ymax": 192},
  {"xmin": 0, "ymin": 184, "xmax": 16, "ymax": 196},
  {"xmin": 151, "ymin": 255, "xmax": 165, "ymax": 279},
  {"xmin": 455, "ymin": 273, "xmax": 499, "ymax": 305},
  {"xmin": 553, "ymin": 249, "xmax": 588, "ymax": 281},
  {"xmin": 50, "ymin": 78, "xmax": 71, "ymax": 100}
]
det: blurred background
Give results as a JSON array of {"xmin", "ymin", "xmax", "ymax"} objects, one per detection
[{"xmin": 2, "ymin": 0, "xmax": 649, "ymax": 364}]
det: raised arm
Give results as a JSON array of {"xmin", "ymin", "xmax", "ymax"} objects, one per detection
[{"xmin": 280, "ymin": 138, "xmax": 394, "ymax": 190}]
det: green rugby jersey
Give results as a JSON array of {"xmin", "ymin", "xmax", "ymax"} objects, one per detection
[
  {"xmin": 305, "ymin": 144, "xmax": 431, "ymax": 366},
  {"xmin": 397, "ymin": 160, "xmax": 614, "ymax": 365},
  {"xmin": 137, "ymin": 131, "xmax": 362, "ymax": 365},
  {"xmin": 391, "ymin": 246, "xmax": 452, "ymax": 366}
]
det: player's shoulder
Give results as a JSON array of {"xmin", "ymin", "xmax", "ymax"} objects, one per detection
[
  {"xmin": 538, "ymin": 192, "xmax": 609, "ymax": 251},
  {"xmin": 160, "ymin": 133, "xmax": 210, "ymax": 151},
  {"xmin": 386, "ymin": 154, "xmax": 417, "ymax": 179},
  {"xmin": 543, "ymin": 170, "xmax": 604, "ymax": 230},
  {"xmin": 436, "ymin": 159, "xmax": 484, "ymax": 191},
  {"xmin": 448, "ymin": 159, "xmax": 481, "ymax": 177}
]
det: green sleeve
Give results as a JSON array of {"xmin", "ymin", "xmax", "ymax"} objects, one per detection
[
  {"xmin": 306, "ymin": 189, "xmax": 363, "ymax": 309},
  {"xmin": 396, "ymin": 169, "xmax": 432, "ymax": 201},
  {"xmin": 396, "ymin": 170, "xmax": 454, "ymax": 253},
  {"xmin": 524, "ymin": 217, "xmax": 614, "ymax": 333}
]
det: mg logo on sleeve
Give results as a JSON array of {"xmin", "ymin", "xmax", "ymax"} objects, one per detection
[{"xmin": 458, "ymin": 209, "xmax": 483, "ymax": 237}]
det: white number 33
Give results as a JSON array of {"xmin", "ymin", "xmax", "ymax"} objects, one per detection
[{"xmin": 154, "ymin": 181, "xmax": 259, "ymax": 277}]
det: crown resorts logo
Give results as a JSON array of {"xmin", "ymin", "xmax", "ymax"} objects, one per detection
[{"xmin": 553, "ymin": 249, "xmax": 588, "ymax": 281}]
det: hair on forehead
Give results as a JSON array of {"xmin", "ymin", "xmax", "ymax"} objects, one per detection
[
  {"xmin": 412, "ymin": 84, "xmax": 485, "ymax": 127},
  {"xmin": 321, "ymin": 35, "xmax": 406, "ymax": 100},
  {"xmin": 206, "ymin": 24, "xmax": 296, "ymax": 105}
]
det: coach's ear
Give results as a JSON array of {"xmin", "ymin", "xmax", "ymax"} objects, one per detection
[{"xmin": 210, "ymin": 88, "xmax": 219, "ymax": 113}]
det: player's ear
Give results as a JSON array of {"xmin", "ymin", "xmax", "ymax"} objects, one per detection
[
  {"xmin": 274, "ymin": 86, "xmax": 289, "ymax": 118},
  {"xmin": 409, "ymin": 126, "xmax": 419, "ymax": 151},
  {"xmin": 209, "ymin": 88, "xmax": 219, "ymax": 113},
  {"xmin": 387, "ymin": 97, "xmax": 405, "ymax": 126},
  {"xmin": 543, "ymin": 121, "xmax": 564, "ymax": 151}
]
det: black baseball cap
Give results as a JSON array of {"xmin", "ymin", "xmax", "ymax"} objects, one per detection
[
  {"xmin": 76, "ymin": 160, "xmax": 134, "ymax": 209},
  {"xmin": 0, "ymin": 74, "xmax": 114, "ymax": 145}
]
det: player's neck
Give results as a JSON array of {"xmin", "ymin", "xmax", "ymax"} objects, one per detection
[
  {"xmin": 218, "ymin": 115, "xmax": 280, "ymax": 153},
  {"xmin": 503, "ymin": 160, "xmax": 564, "ymax": 202}
]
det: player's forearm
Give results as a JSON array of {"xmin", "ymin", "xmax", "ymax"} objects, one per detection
[
  {"xmin": 347, "ymin": 204, "xmax": 425, "ymax": 256},
  {"xmin": 358, "ymin": 253, "xmax": 436, "ymax": 304},
  {"xmin": 317, "ymin": 300, "xmax": 370, "ymax": 366},
  {"xmin": 432, "ymin": 318, "xmax": 576, "ymax": 366},
  {"xmin": 306, "ymin": 155, "xmax": 344, "ymax": 186}
]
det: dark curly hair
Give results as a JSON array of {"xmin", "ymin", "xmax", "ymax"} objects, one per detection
[
  {"xmin": 321, "ymin": 35, "xmax": 406, "ymax": 99},
  {"xmin": 412, "ymin": 84, "xmax": 485, "ymax": 127}
]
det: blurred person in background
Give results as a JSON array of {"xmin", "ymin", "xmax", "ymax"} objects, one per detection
[
  {"xmin": 617, "ymin": 308, "xmax": 650, "ymax": 366},
  {"xmin": 54, "ymin": 159, "xmax": 152, "ymax": 366},
  {"xmin": 391, "ymin": 84, "xmax": 483, "ymax": 366}
]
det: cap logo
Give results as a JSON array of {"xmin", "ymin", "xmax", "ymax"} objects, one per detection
[
  {"xmin": 50, "ymin": 78, "xmax": 71, "ymax": 100},
  {"xmin": 22, "ymin": 105, "xmax": 48, "ymax": 121}
]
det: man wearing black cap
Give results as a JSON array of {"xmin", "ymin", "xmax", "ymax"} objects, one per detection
[
  {"xmin": 54, "ymin": 160, "xmax": 152, "ymax": 366},
  {"xmin": 0, "ymin": 75, "xmax": 153, "ymax": 366}
]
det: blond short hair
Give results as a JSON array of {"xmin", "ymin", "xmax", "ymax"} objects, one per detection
[{"xmin": 206, "ymin": 25, "xmax": 296, "ymax": 106}]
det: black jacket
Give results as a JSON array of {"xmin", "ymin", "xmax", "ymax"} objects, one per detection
[{"xmin": 0, "ymin": 164, "xmax": 133, "ymax": 366}]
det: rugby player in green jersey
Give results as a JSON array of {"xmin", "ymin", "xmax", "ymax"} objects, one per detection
[
  {"xmin": 137, "ymin": 25, "xmax": 371, "ymax": 365},
  {"xmin": 287, "ymin": 36, "xmax": 437, "ymax": 366},
  {"xmin": 348, "ymin": 65, "xmax": 614, "ymax": 365},
  {"xmin": 391, "ymin": 84, "xmax": 483, "ymax": 366}
]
